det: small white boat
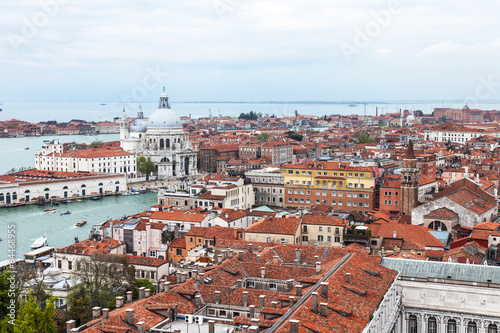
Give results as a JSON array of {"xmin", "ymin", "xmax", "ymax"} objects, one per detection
[
  {"xmin": 43, "ymin": 208, "xmax": 58, "ymax": 214},
  {"xmin": 121, "ymin": 192, "xmax": 130, "ymax": 196},
  {"xmin": 31, "ymin": 237, "xmax": 48, "ymax": 251}
]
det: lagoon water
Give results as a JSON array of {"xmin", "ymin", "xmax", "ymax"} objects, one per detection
[{"xmin": 0, "ymin": 192, "xmax": 158, "ymax": 261}]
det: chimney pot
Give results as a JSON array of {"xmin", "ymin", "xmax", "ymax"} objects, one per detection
[
  {"xmin": 316, "ymin": 261, "xmax": 321, "ymax": 273},
  {"xmin": 195, "ymin": 295, "xmax": 202, "ymax": 308},
  {"xmin": 393, "ymin": 231, "xmax": 397, "ymax": 238},
  {"xmin": 257, "ymin": 254, "xmax": 262, "ymax": 263},
  {"xmin": 295, "ymin": 248, "xmax": 301, "ymax": 263},
  {"xmin": 192, "ymin": 269, "xmax": 198, "ymax": 281},
  {"xmin": 125, "ymin": 308, "xmax": 134, "ymax": 325},
  {"xmin": 92, "ymin": 306, "xmax": 101, "ymax": 320},
  {"xmin": 116, "ymin": 296, "xmax": 124, "ymax": 308},
  {"xmin": 259, "ymin": 295, "xmax": 265, "ymax": 308},
  {"xmin": 320, "ymin": 282, "xmax": 329, "ymax": 299},
  {"xmin": 208, "ymin": 320, "xmax": 215, "ymax": 333},
  {"xmin": 137, "ymin": 321, "xmax": 145, "ymax": 333},
  {"xmin": 346, "ymin": 272, "xmax": 351, "ymax": 284},
  {"xmin": 145, "ymin": 289, "xmax": 150, "ymax": 298},
  {"xmin": 312, "ymin": 292, "xmax": 319, "ymax": 313},
  {"xmin": 158, "ymin": 279, "xmax": 164, "ymax": 292},
  {"xmin": 243, "ymin": 291, "xmax": 249, "ymax": 307},
  {"xmin": 126, "ymin": 291, "xmax": 133, "ymax": 303},
  {"xmin": 249, "ymin": 243, "xmax": 253, "ymax": 253},
  {"xmin": 296, "ymin": 285, "xmax": 303, "ymax": 296},
  {"xmin": 320, "ymin": 303, "xmax": 328, "ymax": 317},
  {"xmin": 290, "ymin": 320, "xmax": 300, "ymax": 333},
  {"xmin": 239, "ymin": 251, "xmax": 244, "ymax": 261},
  {"xmin": 66, "ymin": 320, "xmax": 76, "ymax": 333},
  {"xmin": 289, "ymin": 296, "xmax": 295, "ymax": 306},
  {"xmin": 199, "ymin": 272, "xmax": 205, "ymax": 284},
  {"xmin": 102, "ymin": 308, "xmax": 109, "ymax": 319},
  {"xmin": 249, "ymin": 305, "xmax": 255, "ymax": 318},
  {"xmin": 261, "ymin": 266, "xmax": 266, "ymax": 278},
  {"xmin": 176, "ymin": 271, "xmax": 182, "ymax": 284},
  {"xmin": 215, "ymin": 290, "xmax": 221, "ymax": 304},
  {"xmin": 138, "ymin": 287, "xmax": 145, "ymax": 299},
  {"xmin": 271, "ymin": 301, "xmax": 278, "ymax": 308},
  {"xmin": 164, "ymin": 281, "xmax": 171, "ymax": 291},
  {"xmin": 228, "ymin": 249, "xmax": 234, "ymax": 258}
]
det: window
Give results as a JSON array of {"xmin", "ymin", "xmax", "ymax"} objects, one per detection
[
  {"xmin": 428, "ymin": 317, "xmax": 437, "ymax": 333},
  {"xmin": 208, "ymin": 309, "xmax": 216, "ymax": 316},
  {"xmin": 58, "ymin": 260, "xmax": 62, "ymax": 269},
  {"xmin": 488, "ymin": 324, "xmax": 498, "ymax": 333},
  {"xmin": 319, "ymin": 226, "xmax": 323, "ymax": 231},
  {"xmin": 190, "ymin": 237, "xmax": 193, "ymax": 243},
  {"xmin": 318, "ymin": 235, "xmax": 324, "ymax": 241},
  {"xmin": 302, "ymin": 236, "xmax": 308, "ymax": 242},
  {"xmin": 316, "ymin": 200, "xmax": 320, "ymax": 204},
  {"xmin": 219, "ymin": 310, "xmax": 227, "ymax": 317},
  {"xmin": 288, "ymin": 198, "xmax": 292, "ymax": 202},
  {"xmin": 338, "ymin": 201, "xmax": 342, "ymax": 205},
  {"xmin": 267, "ymin": 237, "xmax": 271, "ymax": 242},
  {"xmin": 247, "ymin": 281, "xmax": 255, "ymax": 288},
  {"xmin": 316, "ymin": 191, "xmax": 320, "ymax": 195},
  {"xmin": 303, "ymin": 226, "xmax": 308, "ymax": 232},
  {"xmin": 176, "ymin": 249, "xmax": 182, "ymax": 256},
  {"xmin": 334, "ymin": 236, "xmax": 340, "ymax": 243},
  {"xmin": 347, "ymin": 193, "xmax": 352, "ymax": 197},
  {"xmin": 447, "ymin": 319, "xmax": 457, "ymax": 333},
  {"xmin": 467, "ymin": 322, "xmax": 477, "ymax": 333},
  {"xmin": 408, "ymin": 315, "xmax": 417, "ymax": 333},
  {"xmin": 332, "ymin": 200, "xmax": 336, "ymax": 205},
  {"xmin": 269, "ymin": 283, "xmax": 277, "ymax": 290},
  {"xmin": 347, "ymin": 202, "xmax": 351, "ymax": 206},
  {"xmin": 327, "ymin": 236, "xmax": 331, "ymax": 242},
  {"xmin": 332, "ymin": 192, "xmax": 336, "ymax": 197},
  {"xmin": 288, "ymin": 189, "xmax": 292, "ymax": 194},
  {"xmin": 327, "ymin": 227, "xmax": 331, "ymax": 232}
]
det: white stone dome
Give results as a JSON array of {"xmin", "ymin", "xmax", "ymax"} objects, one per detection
[
  {"xmin": 406, "ymin": 115, "xmax": 416, "ymax": 122},
  {"xmin": 43, "ymin": 266, "xmax": 63, "ymax": 283},
  {"xmin": 130, "ymin": 118, "xmax": 148, "ymax": 132},
  {"xmin": 148, "ymin": 107, "xmax": 182, "ymax": 128}
]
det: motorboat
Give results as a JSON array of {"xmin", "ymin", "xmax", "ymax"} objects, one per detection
[
  {"xmin": 76, "ymin": 220, "xmax": 87, "ymax": 227},
  {"xmin": 43, "ymin": 208, "xmax": 58, "ymax": 214},
  {"xmin": 31, "ymin": 236, "xmax": 48, "ymax": 251},
  {"xmin": 89, "ymin": 196, "xmax": 101, "ymax": 200},
  {"xmin": 60, "ymin": 211, "xmax": 71, "ymax": 216}
]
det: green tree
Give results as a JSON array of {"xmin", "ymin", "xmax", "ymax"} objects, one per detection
[
  {"xmin": 13, "ymin": 294, "xmax": 56, "ymax": 333},
  {"xmin": 255, "ymin": 132, "xmax": 269, "ymax": 142},
  {"xmin": 357, "ymin": 133, "xmax": 376, "ymax": 144},
  {"xmin": 67, "ymin": 295, "xmax": 90, "ymax": 326},
  {"xmin": 89, "ymin": 140, "xmax": 103, "ymax": 148},
  {"xmin": 238, "ymin": 111, "xmax": 262, "ymax": 120},
  {"xmin": 137, "ymin": 156, "xmax": 156, "ymax": 181},
  {"xmin": 440, "ymin": 115, "xmax": 447, "ymax": 123},
  {"xmin": 69, "ymin": 254, "xmax": 136, "ymax": 323},
  {"xmin": 415, "ymin": 110, "xmax": 423, "ymax": 117},
  {"xmin": 286, "ymin": 131, "xmax": 303, "ymax": 141}
]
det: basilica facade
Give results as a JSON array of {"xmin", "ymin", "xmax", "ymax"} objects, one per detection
[{"xmin": 119, "ymin": 89, "xmax": 198, "ymax": 179}]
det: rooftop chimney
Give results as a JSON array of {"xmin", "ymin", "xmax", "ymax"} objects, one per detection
[
  {"xmin": 137, "ymin": 321, "xmax": 145, "ymax": 333},
  {"xmin": 287, "ymin": 279, "xmax": 294, "ymax": 290},
  {"xmin": 199, "ymin": 273, "xmax": 205, "ymax": 284},
  {"xmin": 239, "ymin": 251, "xmax": 244, "ymax": 261},
  {"xmin": 258, "ymin": 246, "xmax": 262, "ymax": 252},
  {"xmin": 295, "ymin": 248, "xmax": 301, "ymax": 263},
  {"xmin": 92, "ymin": 307, "xmax": 101, "ymax": 320},
  {"xmin": 195, "ymin": 295, "xmax": 202, "ymax": 308},
  {"xmin": 302, "ymin": 263, "xmax": 307, "ymax": 273},
  {"xmin": 393, "ymin": 231, "xmax": 397, "ymax": 238},
  {"xmin": 312, "ymin": 292, "xmax": 319, "ymax": 313},
  {"xmin": 125, "ymin": 308, "xmax": 134, "ymax": 325},
  {"xmin": 228, "ymin": 249, "xmax": 234, "ymax": 259},
  {"xmin": 271, "ymin": 301, "xmax": 278, "ymax": 308},
  {"xmin": 320, "ymin": 282, "xmax": 329, "ymax": 299},
  {"xmin": 320, "ymin": 303, "xmax": 328, "ymax": 317},
  {"xmin": 125, "ymin": 291, "xmax": 132, "ymax": 303},
  {"xmin": 249, "ymin": 305, "xmax": 255, "ymax": 318},
  {"xmin": 249, "ymin": 243, "xmax": 253, "ymax": 253},
  {"xmin": 261, "ymin": 266, "xmax": 266, "ymax": 278},
  {"xmin": 260, "ymin": 295, "xmax": 266, "ymax": 308},
  {"xmin": 116, "ymin": 296, "xmax": 124, "ymax": 308},
  {"xmin": 290, "ymin": 320, "xmax": 300, "ymax": 333},
  {"xmin": 316, "ymin": 261, "xmax": 322, "ymax": 274},
  {"xmin": 257, "ymin": 254, "xmax": 262, "ymax": 263},
  {"xmin": 138, "ymin": 287, "xmax": 145, "ymax": 299},
  {"xmin": 176, "ymin": 271, "xmax": 182, "ymax": 284},
  {"xmin": 345, "ymin": 272, "xmax": 351, "ymax": 284},
  {"xmin": 208, "ymin": 320, "xmax": 215, "ymax": 333},
  {"xmin": 296, "ymin": 285, "xmax": 303, "ymax": 297},
  {"xmin": 66, "ymin": 320, "xmax": 76, "ymax": 333},
  {"xmin": 181, "ymin": 272, "xmax": 187, "ymax": 283},
  {"xmin": 145, "ymin": 289, "xmax": 150, "ymax": 298},
  {"xmin": 243, "ymin": 291, "xmax": 249, "ymax": 307},
  {"xmin": 215, "ymin": 291, "xmax": 221, "ymax": 304},
  {"xmin": 289, "ymin": 296, "xmax": 296, "ymax": 306},
  {"xmin": 158, "ymin": 279, "xmax": 164, "ymax": 292},
  {"xmin": 102, "ymin": 308, "xmax": 109, "ymax": 319},
  {"xmin": 192, "ymin": 269, "xmax": 198, "ymax": 281},
  {"xmin": 164, "ymin": 281, "xmax": 171, "ymax": 292},
  {"xmin": 217, "ymin": 254, "xmax": 223, "ymax": 264},
  {"xmin": 293, "ymin": 259, "xmax": 299, "ymax": 266}
]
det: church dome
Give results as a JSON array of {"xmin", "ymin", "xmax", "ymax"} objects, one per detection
[
  {"xmin": 147, "ymin": 88, "xmax": 182, "ymax": 128},
  {"xmin": 148, "ymin": 108, "xmax": 182, "ymax": 128},
  {"xmin": 130, "ymin": 118, "xmax": 148, "ymax": 132},
  {"xmin": 43, "ymin": 266, "xmax": 63, "ymax": 283}
]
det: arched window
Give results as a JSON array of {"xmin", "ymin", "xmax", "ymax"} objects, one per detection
[
  {"xmin": 24, "ymin": 190, "xmax": 30, "ymax": 193},
  {"xmin": 467, "ymin": 321, "xmax": 477, "ymax": 333},
  {"xmin": 160, "ymin": 138, "xmax": 164, "ymax": 148},
  {"xmin": 408, "ymin": 176, "xmax": 412, "ymax": 182},
  {"xmin": 322, "ymin": 181, "xmax": 327, "ymax": 188},
  {"xmin": 98, "ymin": 183, "xmax": 103, "ymax": 186},
  {"xmin": 81, "ymin": 184, "xmax": 86, "ymax": 188},
  {"xmin": 428, "ymin": 317, "xmax": 437, "ymax": 333},
  {"xmin": 429, "ymin": 221, "xmax": 448, "ymax": 232},
  {"xmin": 44, "ymin": 188, "xmax": 50, "ymax": 191},
  {"xmin": 12, "ymin": 192, "xmax": 17, "ymax": 200},
  {"xmin": 446, "ymin": 319, "xmax": 457, "ymax": 333},
  {"xmin": 115, "ymin": 181, "xmax": 120, "ymax": 184},
  {"xmin": 63, "ymin": 186, "xmax": 68, "ymax": 190},
  {"xmin": 0, "ymin": 193, "xmax": 4, "ymax": 201},
  {"xmin": 488, "ymin": 324, "xmax": 498, "ymax": 333},
  {"xmin": 408, "ymin": 315, "xmax": 417, "ymax": 333},
  {"xmin": 166, "ymin": 138, "xmax": 170, "ymax": 147}
]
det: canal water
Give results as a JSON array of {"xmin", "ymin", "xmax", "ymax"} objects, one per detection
[{"xmin": 0, "ymin": 192, "xmax": 158, "ymax": 261}]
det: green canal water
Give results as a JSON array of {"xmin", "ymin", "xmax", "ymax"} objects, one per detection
[{"xmin": 0, "ymin": 192, "xmax": 157, "ymax": 261}]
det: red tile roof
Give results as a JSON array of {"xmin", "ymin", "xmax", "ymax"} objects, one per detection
[{"xmin": 245, "ymin": 217, "xmax": 301, "ymax": 236}]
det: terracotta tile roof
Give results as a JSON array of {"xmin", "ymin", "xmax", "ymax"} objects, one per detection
[
  {"xmin": 369, "ymin": 224, "xmax": 445, "ymax": 251},
  {"xmin": 56, "ymin": 238, "xmax": 123, "ymax": 256},
  {"xmin": 424, "ymin": 207, "xmax": 458, "ymax": 219},
  {"xmin": 204, "ymin": 226, "xmax": 241, "ymax": 240},
  {"xmin": 148, "ymin": 211, "xmax": 208, "ymax": 223},
  {"xmin": 186, "ymin": 226, "xmax": 211, "ymax": 237},
  {"xmin": 473, "ymin": 221, "xmax": 500, "ymax": 231},
  {"xmin": 245, "ymin": 217, "xmax": 301, "ymax": 236},
  {"xmin": 134, "ymin": 221, "xmax": 167, "ymax": 231},
  {"xmin": 301, "ymin": 215, "xmax": 348, "ymax": 227},
  {"xmin": 170, "ymin": 238, "xmax": 186, "ymax": 249},
  {"xmin": 118, "ymin": 254, "xmax": 169, "ymax": 267}
]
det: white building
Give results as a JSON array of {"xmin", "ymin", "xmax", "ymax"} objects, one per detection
[
  {"xmin": 245, "ymin": 167, "xmax": 285, "ymax": 207},
  {"xmin": 35, "ymin": 141, "xmax": 137, "ymax": 179},
  {"xmin": 120, "ymin": 89, "xmax": 198, "ymax": 179},
  {"xmin": 0, "ymin": 169, "xmax": 127, "ymax": 206},
  {"xmin": 425, "ymin": 122, "xmax": 500, "ymax": 144}
]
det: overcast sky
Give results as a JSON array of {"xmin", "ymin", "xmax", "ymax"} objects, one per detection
[{"xmin": 1, "ymin": 0, "xmax": 499, "ymax": 102}]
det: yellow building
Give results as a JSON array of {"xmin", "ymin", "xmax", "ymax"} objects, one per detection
[{"xmin": 281, "ymin": 160, "xmax": 376, "ymax": 214}]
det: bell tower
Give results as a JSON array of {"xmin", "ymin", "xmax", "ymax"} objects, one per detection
[
  {"xmin": 119, "ymin": 108, "xmax": 129, "ymax": 141},
  {"xmin": 401, "ymin": 140, "xmax": 419, "ymax": 215}
]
